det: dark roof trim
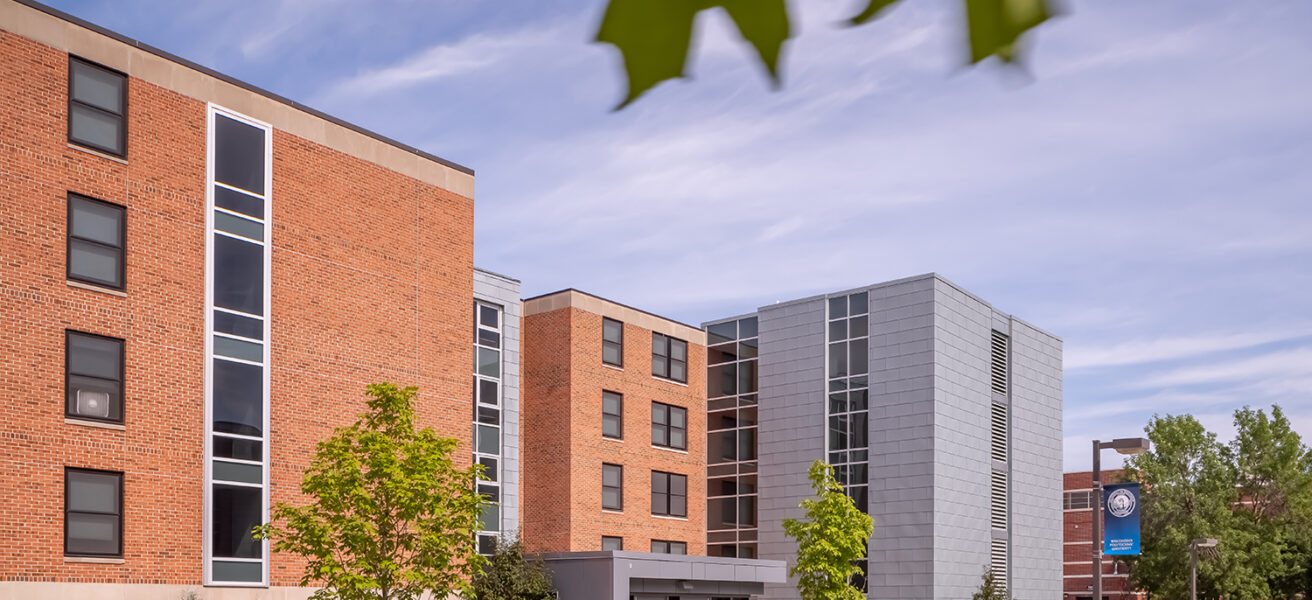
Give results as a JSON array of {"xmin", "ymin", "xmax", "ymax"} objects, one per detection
[
  {"xmin": 523, "ymin": 288, "xmax": 702, "ymax": 332},
  {"xmin": 14, "ymin": 0, "xmax": 473, "ymax": 176}
]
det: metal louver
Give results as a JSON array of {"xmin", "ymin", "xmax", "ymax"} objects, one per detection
[
  {"xmin": 991, "ymin": 538, "xmax": 1009, "ymax": 586},
  {"xmin": 991, "ymin": 470, "xmax": 1008, "ymax": 529},
  {"xmin": 991, "ymin": 403, "xmax": 1008, "ymax": 463},
  {"xmin": 991, "ymin": 331, "xmax": 1009, "ymax": 395}
]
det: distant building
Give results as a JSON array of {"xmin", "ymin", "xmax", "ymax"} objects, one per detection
[
  {"xmin": 703, "ymin": 274, "xmax": 1064, "ymax": 600},
  {"xmin": 1062, "ymin": 471, "xmax": 1146, "ymax": 600}
]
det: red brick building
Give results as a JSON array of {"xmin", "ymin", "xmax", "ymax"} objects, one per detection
[
  {"xmin": 520, "ymin": 290, "xmax": 708, "ymax": 555},
  {"xmin": 1063, "ymin": 470, "xmax": 1145, "ymax": 600},
  {"xmin": 0, "ymin": 1, "xmax": 476, "ymax": 597}
]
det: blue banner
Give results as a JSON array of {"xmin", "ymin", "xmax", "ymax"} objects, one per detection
[{"xmin": 1103, "ymin": 482, "xmax": 1141, "ymax": 555}]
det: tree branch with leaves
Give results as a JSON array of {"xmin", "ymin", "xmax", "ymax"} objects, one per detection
[{"xmin": 783, "ymin": 460, "xmax": 875, "ymax": 600}]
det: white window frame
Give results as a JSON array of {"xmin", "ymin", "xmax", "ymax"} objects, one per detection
[{"xmin": 203, "ymin": 104, "xmax": 272, "ymax": 588}]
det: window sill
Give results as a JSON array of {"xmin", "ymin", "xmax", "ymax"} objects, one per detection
[
  {"xmin": 652, "ymin": 376, "xmax": 689, "ymax": 388},
  {"xmin": 602, "ymin": 437, "xmax": 624, "ymax": 443},
  {"xmin": 652, "ymin": 514, "xmax": 689, "ymax": 522},
  {"xmin": 67, "ymin": 280, "xmax": 127, "ymax": 297},
  {"xmin": 65, "ymin": 556, "xmax": 125, "ymax": 564},
  {"xmin": 68, "ymin": 143, "xmax": 128, "ymax": 165},
  {"xmin": 65, "ymin": 417, "xmax": 126, "ymax": 431},
  {"xmin": 652, "ymin": 445, "xmax": 689, "ymax": 454},
  {"xmin": 602, "ymin": 363, "xmax": 624, "ymax": 372},
  {"xmin": 602, "ymin": 509, "xmax": 624, "ymax": 515}
]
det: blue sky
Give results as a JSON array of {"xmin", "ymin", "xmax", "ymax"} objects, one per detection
[{"xmin": 45, "ymin": 0, "xmax": 1312, "ymax": 471}]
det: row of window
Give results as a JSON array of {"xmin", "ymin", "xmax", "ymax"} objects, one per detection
[
  {"xmin": 601, "ymin": 392, "xmax": 687, "ymax": 450},
  {"xmin": 600, "ymin": 317, "xmax": 689, "ymax": 384},
  {"xmin": 601, "ymin": 464, "xmax": 687, "ymax": 518},
  {"xmin": 599, "ymin": 536, "xmax": 687, "ymax": 554}
]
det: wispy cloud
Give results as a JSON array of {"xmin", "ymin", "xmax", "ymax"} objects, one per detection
[
  {"xmin": 1130, "ymin": 347, "xmax": 1312, "ymax": 390},
  {"xmin": 1066, "ymin": 325, "xmax": 1312, "ymax": 370}
]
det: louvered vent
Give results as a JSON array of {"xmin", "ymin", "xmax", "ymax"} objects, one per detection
[
  {"xmin": 990, "ymin": 470, "xmax": 1008, "ymax": 529},
  {"xmin": 990, "ymin": 331, "xmax": 1009, "ymax": 395},
  {"xmin": 991, "ymin": 403, "xmax": 1008, "ymax": 463},
  {"xmin": 990, "ymin": 538, "xmax": 1009, "ymax": 586}
]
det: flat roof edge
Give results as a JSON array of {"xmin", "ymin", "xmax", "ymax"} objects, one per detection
[{"xmin": 10, "ymin": 0, "xmax": 473, "ymax": 176}]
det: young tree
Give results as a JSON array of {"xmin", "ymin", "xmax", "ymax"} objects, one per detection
[
  {"xmin": 972, "ymin": 567, "xmax": 1012, "ymax": 600},
  {"xmin": 254, "ymin": 383, "xmax": 487, "ymax": 600},
  {"xmin": 782, "ymin": 460, "xmax": 874, "ymax": 600},
  {"xmin": 471, "ymin": 534, "xmax": 556, "ymax": 600}
]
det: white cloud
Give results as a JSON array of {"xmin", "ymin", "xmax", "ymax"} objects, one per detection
[
  {"xmin": 1130, "ymin": 347, "xmax": 1312, "ymax": 390},
  {"xmin": 1066, "ymin": 325, "xmax": 1312, "ymax": 370}
]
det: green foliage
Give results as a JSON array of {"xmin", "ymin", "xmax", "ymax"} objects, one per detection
[
  {"xmin": 595, "ymin": 0, "xmax": 1054, "ymax": 107},
  {"xmin": 782, "ymin": 461, "xmax": 874, "ymax": 600},
  {"xmin": 470, "ymin": 533, "xmax": 556, "ymax": 600},
  {"xmin": 1126, "ymin": 406, "xmax": 1312, "ymax": 600},
  {"xmin": 972, "ymin": 567, "xmax": 1012, "ymax": 600},
  {"xmin": 253, "ymin": 383, "xmax": 487, "ymax": 600}
]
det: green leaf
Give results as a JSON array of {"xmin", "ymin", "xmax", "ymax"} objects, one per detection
[
  {"xmin": 718, "ymin": 0, "xmax": 791, "ymax": 86},
  {"xmin": 596, "ymin": 0, "xmax": 792, "ymax": 108},
  {"xmin": 847, "ymin": 0, "xmax": 903, "ymax": 26},
  {"xmin": 964, "ymin": 0, "xmax": 1054, "ymax": 64}
]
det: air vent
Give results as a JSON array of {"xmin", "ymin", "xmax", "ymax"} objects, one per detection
[
  {"xmin": 75, "ymin": 388, "xmax": 110, "ymax": 419},
  {"xmin": 990, "ymin": 538, "xmax": 1009, "ymax": 586},
  {"xmin": 991, "ymin": 403, "xmax": 1008, "ymax": 463},
  {"xmin": 990, "ymin": 470, "xmax": 1008, "ymax": 530},
  {"xmin": 990, "ymin": 331, "xmax": 1008, "ymax": 395}
]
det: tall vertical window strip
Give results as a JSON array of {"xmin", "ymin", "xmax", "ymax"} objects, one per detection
[
  {"xmin": 474, "ymin": 302, "xmax": 504, "ymax": 555},
  {"xmin": 205, "ymin": 107, "xmax": 270, "ymax": 586},
  {"xmin": 68, "ymin": 57, "xmax": 127, "ymax": 157},
  {"xmin": 67, "ymin": 194, "xmax": 126, "ymax": 290},
  {"xmin": 602, "ymin": 318, "xmax": 623, "ymax": 367},
  {"xmin": 704, "ymin": 316, "xmax": 758, "ymax": 559},
  {"xmin": 826, "ymin": 292, "xmax": 870, "ymax": 581}
]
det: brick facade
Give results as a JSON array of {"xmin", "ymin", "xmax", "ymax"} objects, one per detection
[
  {"xmin": 521, "ymin": 292, "xmax": 707, "ymax": 555},
  {"xmin": 0, "ymin": 6, "xmax": 474, "ymax": 592},
  {"xmin": 1063, "ymin": 470, "xmax": 1144, "ymax": 600}
]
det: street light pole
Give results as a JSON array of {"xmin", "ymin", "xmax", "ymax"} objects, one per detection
[
  {"xmin": 1190, "ymin": 538, "xmax": 1219, "ymax": 600},
  {"xmin": 1092, "ymin": 440, "xmax": 1103, "ymax": 600},
  {"xmin": 1090, "ymin": 437, "xmax": 1151, "ymax": 600}
]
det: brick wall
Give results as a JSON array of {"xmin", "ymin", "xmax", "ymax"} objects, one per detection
[
  {"xmin": 521, "ymin": 304, "xmax": 707, "ymax": 555},
  {"xmin": 0, "ymin": 27, "xmax": 473, "ymax": 587}
]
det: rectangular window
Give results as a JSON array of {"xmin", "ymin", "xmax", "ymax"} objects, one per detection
[
  {"xmin": 602, "ymin": 536, "xmax": 623, "ymax": 551},
  {"xmin": 602, "ymin": 391, "xmax": 623, "ymax": 439},
  {"xmin": 603, "ymin": 318, "xmax": 623, "ymax": 367},
  {"xmin": 602, "ymin": 463, "xmax": 623, "ymax": 511},
  {"xmin": 652, "ymin": 333, "xmax": 688, "ymax": 383},
  {"xmin": 65, "ymin": 331, "xmax": 124, "ymax": 423},
  {"xmin": 65, "ymin": 468, "xmax": 123, "ymax": 557},
  {"xmin": 68, "ymin": 57, "xmax": 127, "ymax": 157},
  {"xmin": 650, "ymin": 540, "xmax": 687, "ymax": 555},
  {"xmin": 651, "ymin": 402, "xmax": 687, "ymax": 450},
  {"xmin": 67, "ymin": 194, "xmax": 126, "ymax": 290},
  {"xmin": 651, "ymin": 471, "xmax": 687, "ymax": 517}
]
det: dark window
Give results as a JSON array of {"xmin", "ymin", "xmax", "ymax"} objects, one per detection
[
  {"xmin": 651, "ymin": 402, "xmax": 687, "ymax": 450},
  {"xmin": 603, "ymin": 391, "xmax": 623, "ymax": 439},
  {"xmin": 65, "ymin": 468, "xmax": 123, "ymax": 557},
  {"xmin": 603, "ymin": 318, "xmax": 623, "ymax": 367},
  {"xmin": 214, "ymin": 114, "xmax": 266, "ymax": 195},
  {"xmin": 651, "ymin": 471, "xmax": 687, "ymax": 517},
  {"xmin": 65, "ymin": 331, "xmax": 124, "ymax": 423},
  {"xmin": 212, "ymin": 359, "xmax": 262, "ymax": 436},
  {"xmin": 67, "ymin": 194, "xmax": 125, "ymax": 290},
  {"xmin": 652, "ymin": 333, "xmax": 687, "ymax": 383},
  {"xmin": 68, "ymin": 57, "xmax": 127, "ymax": 157},
  {"xmin": 213, "ymin": 235, "xmax": 263, "ymax": 316},
  {"xmin": 651, "ymin": 539, "xmax": 687, "ymax": 554},
  {"xmin": 602, "ymin": 536, "xmax": 623, "ymax": 551},
  {"xmin": 212, "ymin": 484, "xmax": 262, "ymax": 558},
  {"xmin": 602, "ymin": 463, "xmax": 623, "ymax": 511}
]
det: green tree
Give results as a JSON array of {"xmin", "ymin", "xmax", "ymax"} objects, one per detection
[
  {"xmin": 470, "ymin": 533, "xmax": 556, "ymax": 600},
  {"xmin": 782, "ymin": 460, "xmax": 874, "ymax": 600},
  {"xmin": 596, "ymin": 0, "xmax": 1056, "ymax": 108},
  {"xmin": 972, "ymin": 566, "xmax": 1012, "ymax": 600},
  {"xmin": 1127, "ymin": 407, "xmax": 1312, "ymax": 600},
  {"xmin": 253, "ymin": 383, "xmax": 486, "ymax": 600}
]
